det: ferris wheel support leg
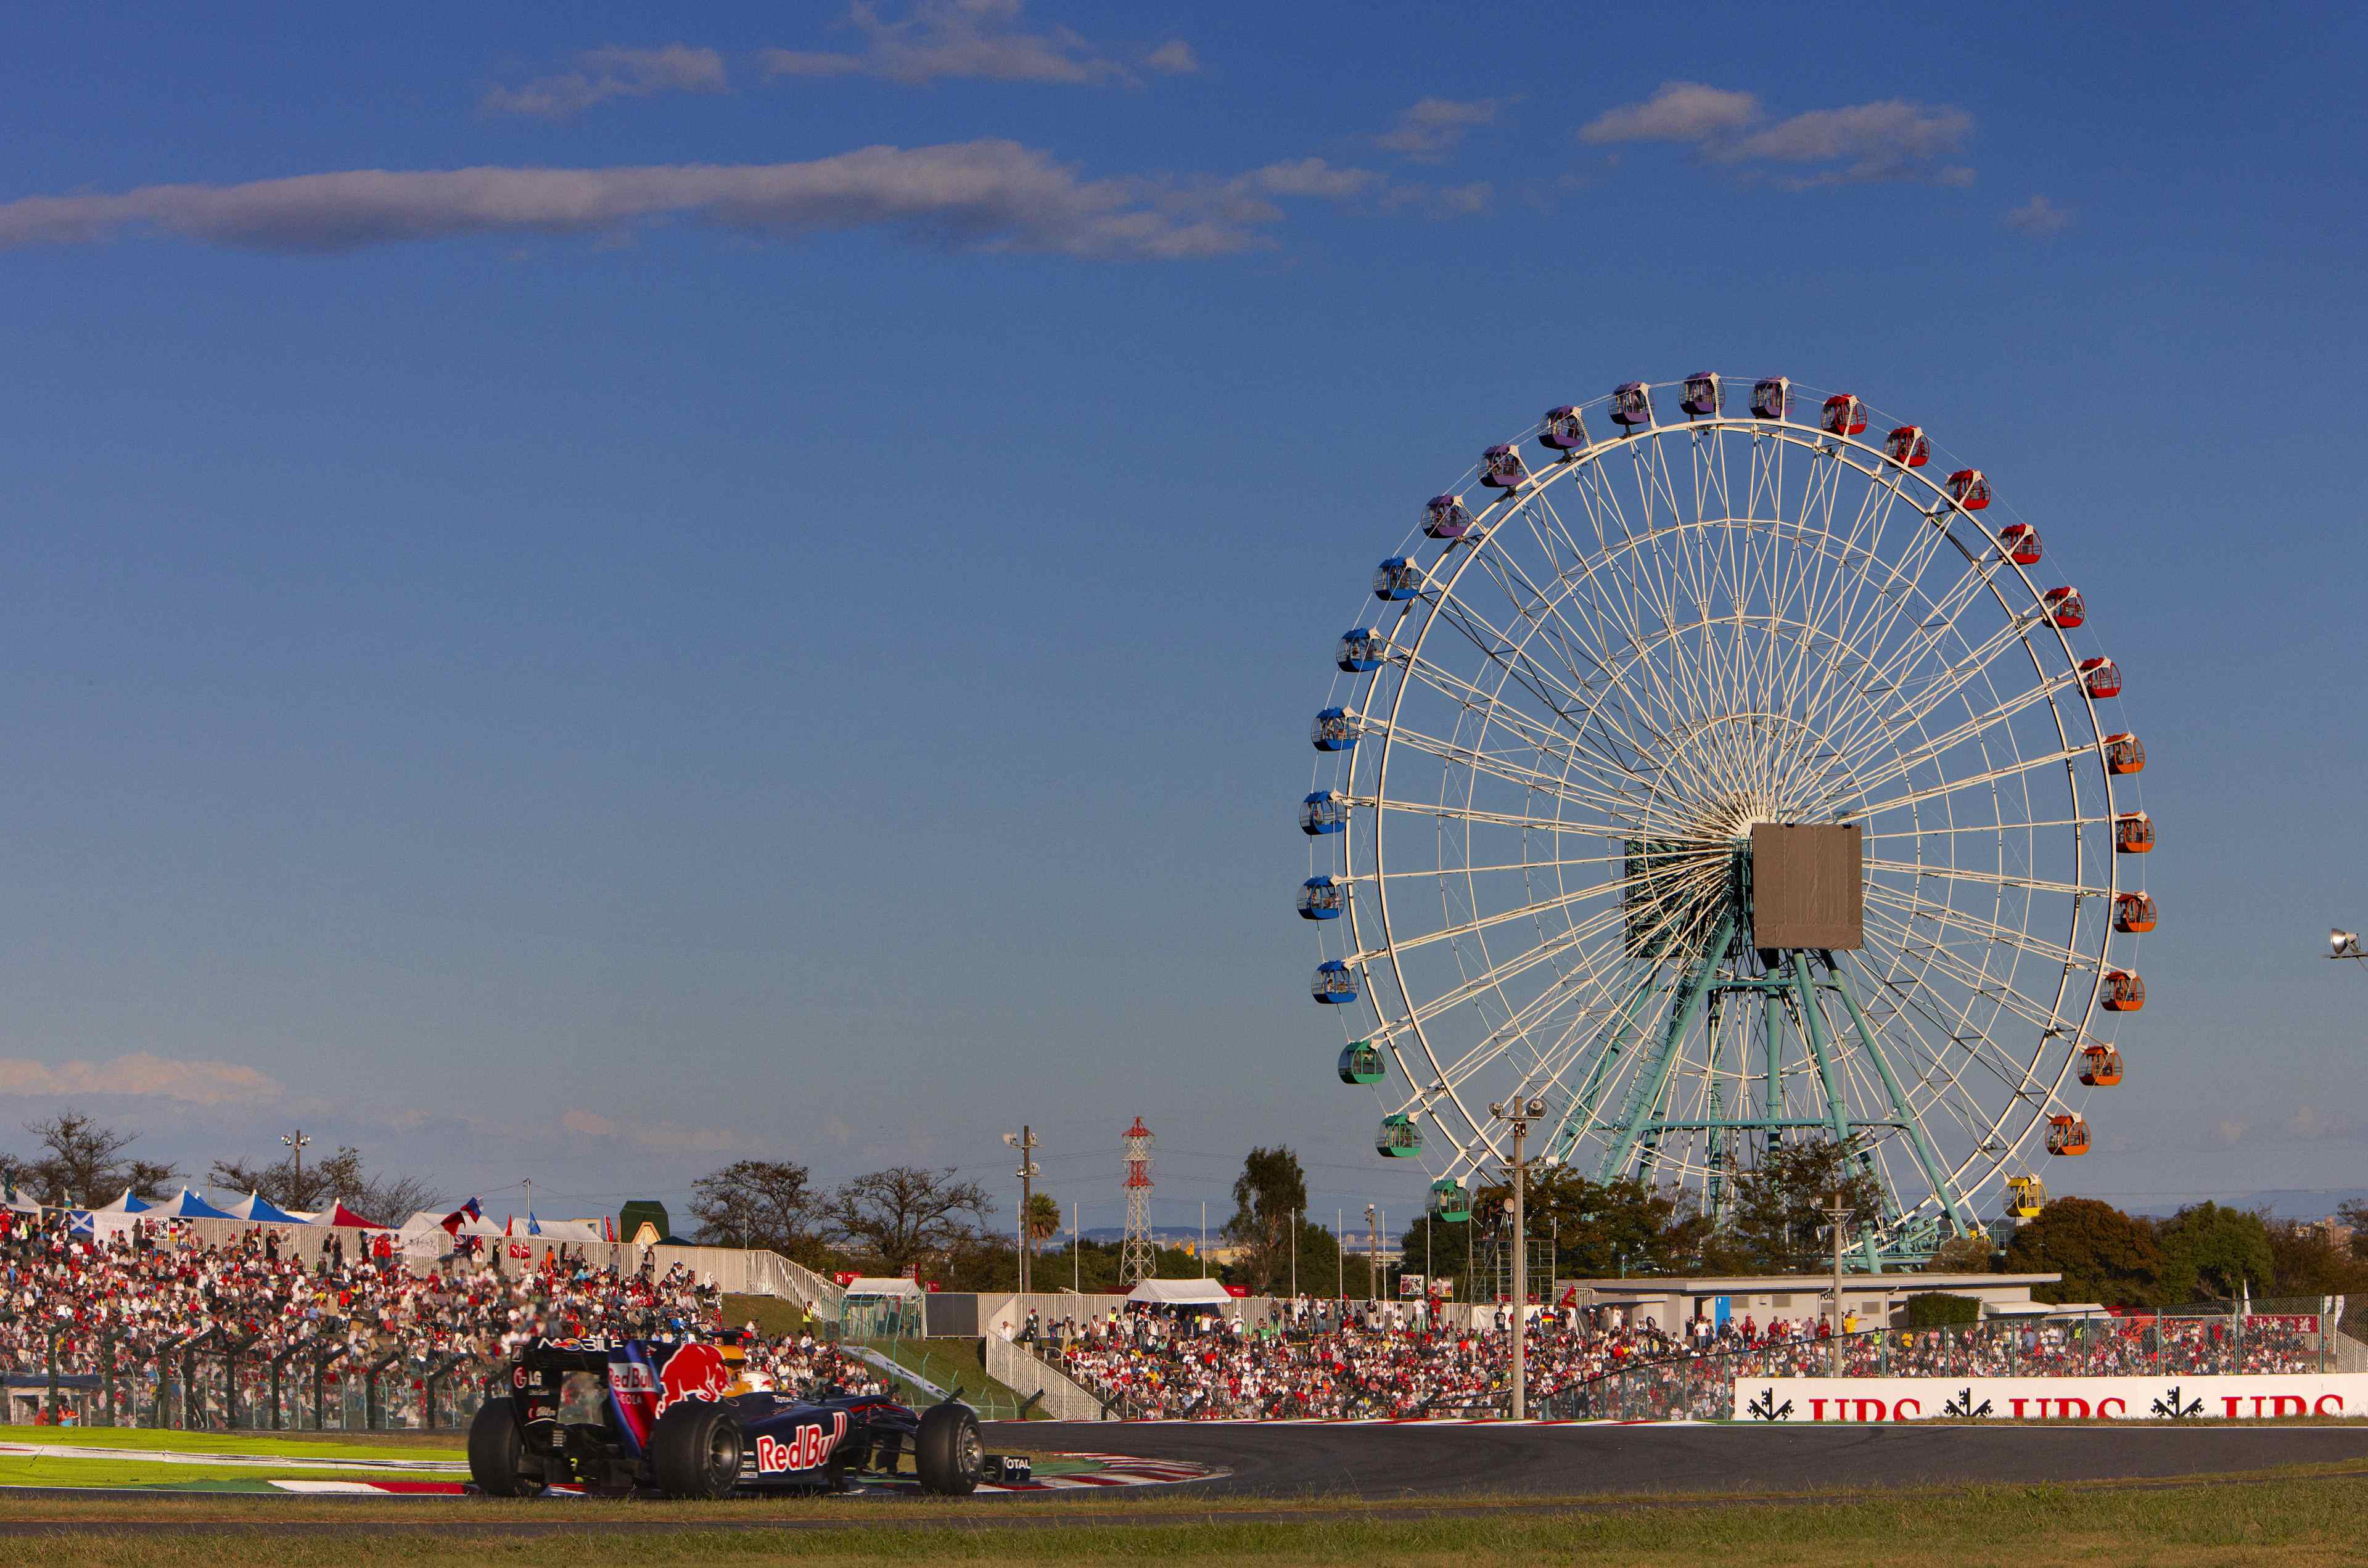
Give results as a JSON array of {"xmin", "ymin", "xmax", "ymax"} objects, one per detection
[
  {"xmin": 1827, "ymin": 958, "xmax": 1980, "ymax": 1242},
  {"xmin": 1761, "ymin": 986, "xmax": 1786, "ymax": 1138},
  {"xmin": 1593, "ymin": 914, "xmax": 1736, "ymax": 1184},
  {"xmin": 1544, "ymin": 969, "xmax": 1660, "ymax": 1166}
]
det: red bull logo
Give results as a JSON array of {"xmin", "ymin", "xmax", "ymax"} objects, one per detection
[
  {"xmin": 755, "ymin": 1413, "xmax": 849, "ymax": 1473},
  {"xmin": 656, "ymin": 1342, "xmax": 733, "ymax": 1416}
]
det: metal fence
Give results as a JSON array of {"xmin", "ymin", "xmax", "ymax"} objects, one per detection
[
  {"xmin": 1540, "ymin": 1306, "xmax": 2343, "ymax": 1421},
  {"xmin": 1, "ymin": 1331, "xmax": 503, "ymax": 1431}
]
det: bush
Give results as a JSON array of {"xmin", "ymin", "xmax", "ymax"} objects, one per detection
[{"xmin": 1904, "ymin": 1292, "xmax": 1981, "ymax": 1328}]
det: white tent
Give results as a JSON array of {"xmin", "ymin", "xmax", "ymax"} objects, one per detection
[
  {"xmin": 842, "ymin": 1276, "xmax": 926, "ymax": 1298},
  {"xmin": 521, "ymin": 1218, "xmax": 605, "ymax": 1244},
  {"xmin": 88, "ymin": 1188, "xmax": 152, "ymax": 1215},
  {"xmin": 2, "ymin": 1188, "xmax": 37, "ymax": 1215},
  {"xmin": 1126, "ymin": 1278, "xmax": 1235, "ymax": 1305}
]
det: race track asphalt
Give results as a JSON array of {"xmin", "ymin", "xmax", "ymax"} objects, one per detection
[{"xmin": 986, "ymin": 1419, "xmax": 2368, "ymax": 1500}]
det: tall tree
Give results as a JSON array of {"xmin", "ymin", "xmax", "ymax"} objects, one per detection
[
  {"xmin": 208, "ymin": 1144, "xmax": 439, "ymax": 1221},
  {"xmin": 1023, "ymin": 1191, "xmax": 1063, "ymax": 1244},
  {"xmin": 688, "ymin": 1159, "xmax": 828, "ymax": 1263},
  {"xmin": 1222, "ymin": 1146, "xmax": 1309, "ymax": 1294},
  {"xmin": 828, "ymin": 1165, "xmax": 990, "ymax": 1273},
  {"xmin": 2004, "ymin": 1196, "xmax": 2164, "ymax": 1306},
  {"xmin": 1721, "ymin": 1138, "xmax": 1885, "ymax": 1274},
  {"xmin": 14, "ymin": 1112, "xmax": 175, "ymax": 1206},
  {"xmin": 2155, "ymin": 1202, "xmax": 2276, "ymax": 1303}
]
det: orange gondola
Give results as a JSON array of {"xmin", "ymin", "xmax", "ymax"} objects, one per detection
[
  {"xmin": 2114, "ymin": 892, "xmax": 2157, "ymax": 934},
  {"xmin": 2115, "ymin": 812, "xmax": 2155, "ymax": 854},
  {"xmin": 2046, "ymin": 1114, "xmax": 2091, "ymax": 1156},
  {"xmin": 2103, "ymin": 732, "xmax": 2146, "ymax": 775},
  {"xmin": 2079, "ymin": 1045, "xmax": 2124, "ymax": 1087},
  {"xmin": 2102, "ymin": 969, "xmax": 2145, "ymax": 1012}
]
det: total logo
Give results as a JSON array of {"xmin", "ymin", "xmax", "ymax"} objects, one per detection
[{"xmin": 755, "ymin": 1413, "xmax": 849, "ymax": 1474}]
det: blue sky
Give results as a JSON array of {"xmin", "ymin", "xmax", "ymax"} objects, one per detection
[{"xmin": 0, "ymin": 2, "xmax": 2362, "ymax": 1234}]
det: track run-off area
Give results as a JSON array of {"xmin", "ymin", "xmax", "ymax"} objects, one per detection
[{"xmin": 7, "ymin": 1419, "xmax": 2368, "ymax": 1536}]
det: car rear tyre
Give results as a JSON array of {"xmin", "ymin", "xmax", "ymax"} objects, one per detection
[
  {"xmin": 467, "ymin": 1397, "xmax": 541, "ymax": 1497},
  {"xmin": 651, "ymin": 1402, "xmax": 744, "ymax": 1500},
  {"xmin": 915, "ymin": 1403, "xmax": 984, "ymax": 1495}
]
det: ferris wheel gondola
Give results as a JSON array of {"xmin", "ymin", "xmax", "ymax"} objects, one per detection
[{"xmin": 1301, "ymin": 373, "xmax": 2148, "ymax": 1265}]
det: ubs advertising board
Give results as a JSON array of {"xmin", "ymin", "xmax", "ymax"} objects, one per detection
[{"xmin": 1732, "ymin": 1376, "xmax": 2368, "ymax": 1422}]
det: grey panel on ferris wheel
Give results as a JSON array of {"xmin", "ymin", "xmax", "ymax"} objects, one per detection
[{"xmin": 1750, "ymin": 824, "xmax": 1865, "ymax": 952}]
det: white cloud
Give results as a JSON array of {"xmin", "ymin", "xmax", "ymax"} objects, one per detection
[
  {"xmin": 2004, "ymin": 193, "xmax": 2073, "ymax": 235},
  {"xmin": 1580, "ymin": 81, "xmax": 1973, "ymax": 186},
  {"xmin": 1145, "ymin": 39, "xmax": 1199, "ymax": 76},
  {"xmin": 561, "ymin": 1108, "xmax": 614, "ymax": 1136},
  {"xmin": 483, "ymin": 44, "xmax": 728, "ymax": 120},
  {"xmin": 0, "ymin": 141, "xmax": 1322, "ymax": 261},
  {"xmin": 1579, "ymin": 81, "xmax": 1759, "ymax": 145},
  {"xmin": 0, "ymin": 1052, "xmax": 281, "ymax": 1106},
  {"xmin": 761, "ymin": 1, "xmax": 1147, "ymax": 86},
  {"xmin": 1379, "ymin": 180, "xmax": 1495, "ymax": 219},
  {"xmin": 1376, "ymin": 97, "xmax": 1506, "ymax": 162},
  {"xmin": 1245, "ymin": 157, "xmax": 1379, "ymax": 200},
  {"xmin": 2213, "ymin": 1117, "xmax": 2251, "ymax": 1148},
  {"xmin": 559, "ymin": 1106, "xmax": 732, "ymax": 1152}
]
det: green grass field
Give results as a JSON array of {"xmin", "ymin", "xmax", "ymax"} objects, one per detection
[
  {"xmin": 4, "ymin": 1466, "xmax": 2368, "ymax": 1565},
  {"xmin": 0, "ymin": 1427, "xmax": 462, "ymax": 1459}
]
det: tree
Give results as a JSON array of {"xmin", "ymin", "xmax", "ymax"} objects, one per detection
[
  {"xmin": 828, "ymin": 1166, "xmax": 990, "ymax": 1273},
  {"xmin": 208, "ymin": 1144, "xmax": 439, "ymax": 1222},
  {"xmin": 1221, "ymin": 1146, "xmax": 1309, "ymax": 1295},
  {"xmin": 12, "ymin": 1112, "xmax": 176, "ymax": 1207},
  {"xmin": 1721, "ymin": 1138, "xmax": 1885, "ymax": 1275},
  {"xmin": 2003, "ymin": 1197, "xmax": 2163, "ymax": 1307},
  {"xmin": 1925, "ymin": 1231, "xmax": 1996, "ymax": 1274},
  {"xmin": 2264, "ymin": 1217, "xmax": 2368, "ymax": 1297},
  {"xmin": 687, "ymin": 1159, "xmax": 829, "ymax": 1263},
  {"xmin": 2155, "ymin": 1202, "xmax": 2276, "ymax": 1304},
  {"xmin": 1023, "ymin": 1191, "xmax": 1062, "ymax": 1244}
]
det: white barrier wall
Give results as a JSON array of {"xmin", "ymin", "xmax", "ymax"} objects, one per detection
[{"xmin": 1732, "ymin": 1375, "xmax": 2368, "ymax": 1422}]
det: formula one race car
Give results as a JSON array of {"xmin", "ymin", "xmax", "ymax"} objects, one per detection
[{"xmin": 468, "ymin": 1333, "xmax": 1024, "ymax": 1498}]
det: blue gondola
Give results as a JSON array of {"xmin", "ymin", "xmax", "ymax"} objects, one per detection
[
  {"xmin": 1428, "ymin": 1178, "xmax": 1471, "ymax": 1223},
  {"xmin": 1310, "ymin": 707, "xmax": 1360, "ymax": 752},
  {"xmin": 1336, "ymin": 628, "xmax": 1388, "ymax": 672},
  {"xmin": 1298, "ymin": 876, "xmax": 1347, "ymax": 920},
  {"xmin": 1537, "ymin": 406, "xmax": 1588, "ymax": 452},
  {"xmin": 1372, "ymin": 557, "xmax": 1423, "ymax": 601},
  {"xmin": 1423, "ymin": 493, "xmax": 1473, "ymax": 540},
  {"xmin": 1312, "ymin": 961, "xmax": 1360, "ymax": 1005},
  {"xmin": 1610, "ymin": 381, "xmax": 1653, "ymax": 429},
  {"xmin": 1376, "ymin": 1114, "xmax": 1423, "ymax": 1157},
  {"xmin": 1680, "ymin": 372, "xmax": 1723, "ymax": 417},
  {"xmin": 1337, "ymin": 1040, "xmax": 1386, "ymax": 1084},
  {"xmin": 1300, "ymin": 792, "xmax": 1349, "ymax": 835},
  {"xmin": 1751, "ymin": 376, "xmax": 1790, "ymax": 421},
  {"xmin": 1479, "ymin": 444, "xmax": 1527, "ymax": 491}
]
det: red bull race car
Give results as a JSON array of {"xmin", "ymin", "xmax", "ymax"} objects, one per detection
[{"xmin": 467, "ymin": 1334, "xmax": 1021, "ymax": 1498}]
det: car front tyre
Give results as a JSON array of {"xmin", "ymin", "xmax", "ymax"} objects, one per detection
[
  {"xmin": 915, "ymin": 1403, "xmax": 984, "ymax": 1495},
  {"xmin": 651, "ymin": 1402, "xmax": 744, "ymax": 1500}
]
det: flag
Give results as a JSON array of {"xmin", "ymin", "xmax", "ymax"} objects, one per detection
[
  {"xmin": 438, "ymin": 1197, "xmax": 483, "ymax": 1237},
  {"xmin": 604, "ymin": 1215, "xmax": 615, "ymax": 1243},
  {"xmin": 527, "ymin": 1212, "xmax": 542, "ymax": 1237}
]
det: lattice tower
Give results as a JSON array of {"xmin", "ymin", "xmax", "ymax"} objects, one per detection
[{"xmin": 1120, "ymin": 1115, "xmax": 1156, "ymax": 1284}]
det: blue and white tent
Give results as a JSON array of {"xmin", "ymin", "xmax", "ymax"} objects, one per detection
[
  {"xmin": 150, "ymin": 1188, "xmax": 239, "ymax": 1221},
  {"xmin": 88, "ymin": 1188, "xmax": 153, "ymax": 1214},
  {"xmin": 222, "ymin": 1191, "xmax": 309, "ymax": 1225}
]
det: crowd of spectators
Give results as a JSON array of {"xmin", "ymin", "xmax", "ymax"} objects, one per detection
[
  {"xmin": 0, "ymin": 1208, "xmax": 884, "ymax": 1426},
  {"xmin": 1028, "ymin": 1297, "xmax": 2340, "ymax": 1421}
]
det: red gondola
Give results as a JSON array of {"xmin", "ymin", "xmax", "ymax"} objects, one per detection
[
  {"xmin": 2046, "ymin": 1115, "xmax": 2091, "ymax": 1156},
  {"xmin": 1821, "ymin": 393, "xmax": 1867, "ymax": 435},
  {"xmin": 2101, "ymin": 968, "xmax": 2145, "ymax": 1012},
  {"xmin": 1947, "ymin": 469, "xmax": 1991, "ymax": 510},
  {"xmin": 1998, "ymin": 523, "xmax": 2041, "ymax": 565},
  {"xmin": 2113, "ymin": 892, "xmax": 2156, "ymax": 934},
  {"xmin": 2103, "ymin": 732, "xmax": 2145, "ymax": 775},
  {"xmin": 2080, "ymin": 657, "xmax": 2122, "ymax": 700},
  {"xmin": 1884, "ymin": 425, "xmax": 1929, "ymax": 466},
  {"xmin": 2043, "ymin": 586, "xmax": 2085, "ymax": 628},
  {"xmin": 2115, "ymin": 812, "xmax": 2155, "ymax": 854},
  {"xmin": 2079, "ymin": 1046, "xmax": 2124, "ymax": 1087}
]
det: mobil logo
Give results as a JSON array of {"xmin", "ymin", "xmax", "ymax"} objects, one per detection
[
  {"xmin": 756, "ymin": 1412, "xmax": 850, "ymax": 1474},
  {"xmin": 656, "ymin": 1342, "xmax": 733, "ymax": 1416}
]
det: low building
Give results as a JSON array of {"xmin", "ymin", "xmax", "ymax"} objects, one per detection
[{"xmin": 1558, "ymin": 1272, "xmax": 2062, "ymax": 1331}]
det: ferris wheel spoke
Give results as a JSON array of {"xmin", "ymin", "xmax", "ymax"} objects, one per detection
[
  {"xmin": 1862, "ymin": 882, "xmax": 2097, "ymax": 974},
  {"xmin": 1846, "ymin": 937, "xmax": 2058, "ymax": 1141},
  {"xmin": 1390, "ymin": 647, "xmax": 1663, "ymax": 821},
  {"xmin": 1841, "ymin": 732, "xmax": 2090, "ymax": 820},
  {"xmin": 1859, "ymin": 906, "xmax": 2081, "ymax": 1039},
  {"xmin": 1864, "ymin": 857, "xmax": 2091, "ymax": 900},
  {"xmin": 1817, "ymin": 651, "xmax": 2076, "ymax": 808}
]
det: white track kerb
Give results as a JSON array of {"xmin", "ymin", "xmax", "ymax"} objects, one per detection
[{"xmin": 1305, "ymin": 374, "xmax": 2146, "ymax": 1264}]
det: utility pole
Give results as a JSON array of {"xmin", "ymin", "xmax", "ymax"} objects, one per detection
[
  {"xmin": 1336, "ymin": 1209, "xmax": 1344, "ymax": 1299},
  {"xmin": 1357, "ymin": 1204, "xmax": 1374, "ymax": 1300},
  {"xmin": 1200, "ymin": 1200, "xmax": 1207, "ymax": 1278},
  {"xmin": 1002, "ymin": 1128, "xmax": 1039, "ymax": 1296},
  {"xmin": 1290, "ymin": 1208, "xmax": 1297, "ymax": 1299},
  {"xmin": 1492, "ymin": 1096, "xmax": 1547, "ymax": 1420},
  {"xmin": 1825, "ymin": 1188, "xmax": 1854, "ymax": 1378},
  {"xmin": 280, "ymin": 1130, "xmax": 310, "ymax": 1204},
  {"xmin": 1072, "ymin": 1207, "xmax": 1080, "ymax": 1294}
]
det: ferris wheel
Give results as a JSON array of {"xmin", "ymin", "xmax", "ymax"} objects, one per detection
[{"xmin": 1301, "ymin": 374, "xmax": 2150, "ymax": 1265}]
